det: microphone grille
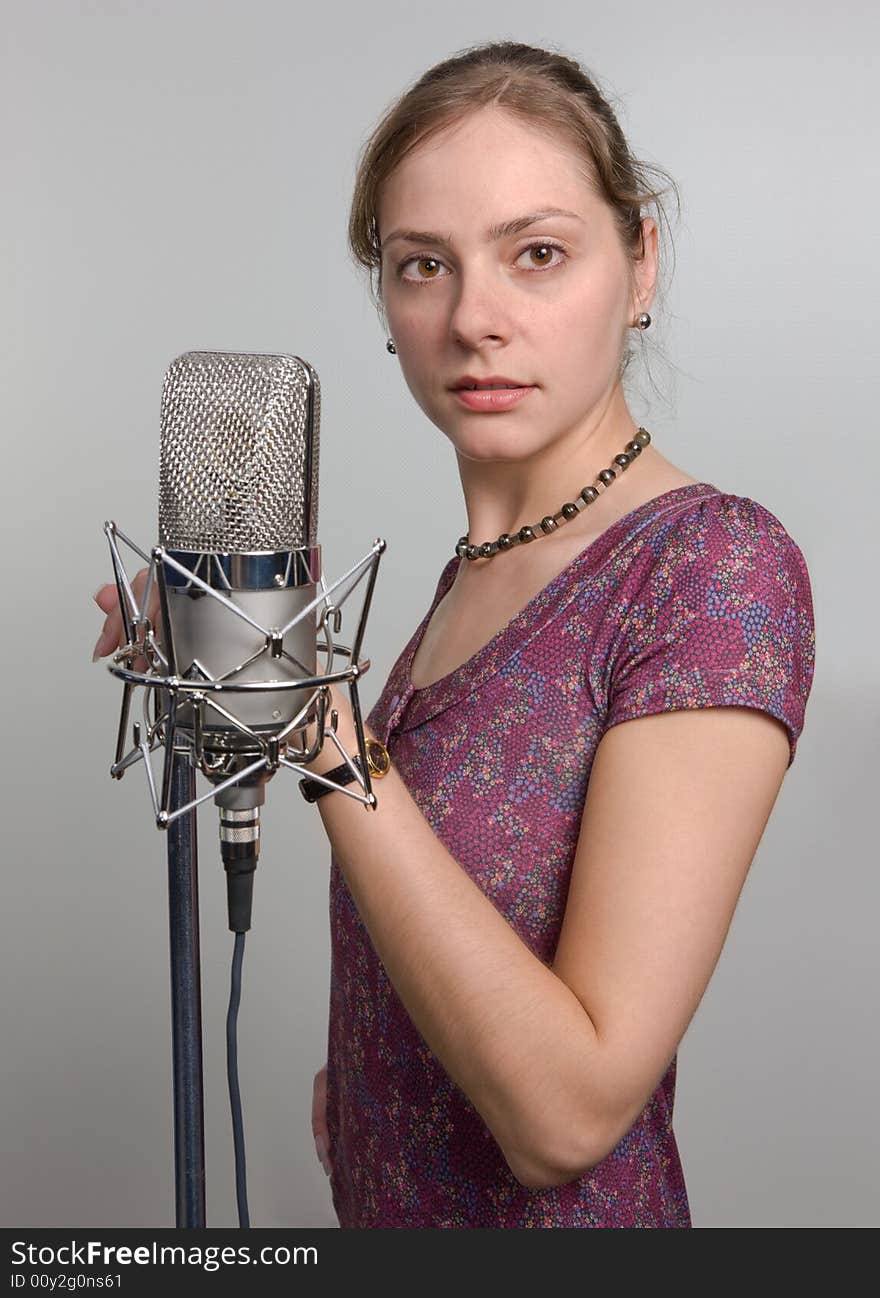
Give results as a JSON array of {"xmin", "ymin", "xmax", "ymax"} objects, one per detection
[{"xmin": 158, "ymin": 351, "xmax": 320, "ymax": 551}]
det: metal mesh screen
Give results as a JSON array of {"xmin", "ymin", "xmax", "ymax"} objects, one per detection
[{"xmin": 158, "ymin": 351, "xmax": 320, "ymax": 551}]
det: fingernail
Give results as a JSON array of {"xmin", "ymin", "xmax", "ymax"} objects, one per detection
[
  {"xmin": 92, "ymin": 634, "xmax": 106, "ymax": 662},
  {"xmin": 93, "ymin": 586, "xmax": 106, "ymax": 604}
]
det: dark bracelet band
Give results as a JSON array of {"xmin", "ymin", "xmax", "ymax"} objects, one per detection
[{"xmin": 298, "ymin": 737, "xmax": 391, "ymax": 803}]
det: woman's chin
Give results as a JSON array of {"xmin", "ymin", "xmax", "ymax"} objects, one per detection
[{"xmin": 445, "ymin": 426, "xmax": 546, "ymax": 464}]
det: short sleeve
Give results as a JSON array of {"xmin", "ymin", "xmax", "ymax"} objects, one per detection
[{"xmin": 603, "ymin": 493, "xmax": 816, "ymax": 769}]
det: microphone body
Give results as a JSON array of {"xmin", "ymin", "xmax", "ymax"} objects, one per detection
[
  {"xmin": 164, "ymin": 562, "xmax": 319, "ymax": 738},
  {"xmin": 158, "ymin": 350, "xmax": 322, "ymax": 929},
  {"xmin": 159, "ymin": 349, "xmax": 321, "ymax": 747}
]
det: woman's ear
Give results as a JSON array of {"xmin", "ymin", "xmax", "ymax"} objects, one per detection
[{"xmin": 631, "ymin": 216, "xmax": 659, "ymax": 318}]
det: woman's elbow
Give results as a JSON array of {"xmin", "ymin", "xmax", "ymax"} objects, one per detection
[{"xmin": 502, "ymin": 1118, "xmax": 605, "ymax": 1190}]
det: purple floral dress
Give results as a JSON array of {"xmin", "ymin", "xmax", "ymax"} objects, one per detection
[{"xmin": 324, "ymin": 483, "xmax": 816, "ymax": 1227}]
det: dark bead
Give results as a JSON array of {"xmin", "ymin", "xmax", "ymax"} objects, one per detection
[
  {"xmin": 518, "ymin": 525, "xmax": 535, "ymax": 543},
  {"xmin": 625, "ymin": 440, "xmax": 642, "ymax": 456},
  {"xmin": 614, "ymin": 453, "xmax": 631, "ymax": 471},
  {"xmin": 634, "ymin": 427, "xmax": 651, "ymax": 447},
  {"xmin": 580, "ymin": 486, "xmax": 599, "ymax": 504},
  {"xmin": 498, "ymin": 533, "xmax": 514, "ymax": 550},
  {"xmin": 540, "ymin": 516, "xmax": 558, "ymax": 534},
  {"xmin": 598, "ymin": 468, "xmax": 616, "ymax": 485},
  {"xmin": 561, "ymin": 502, "xmax": 579, "ymax": 519},
  {"xmin": 466, "ymin": 545, "xmax": 480, "ymax": 561},
  {"xmin": 479, "ymin": 541, "xmax": 494, "ymax": 558}
]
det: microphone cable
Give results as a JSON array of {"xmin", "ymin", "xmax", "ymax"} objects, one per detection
[
  {"xmin": 226, "ymin": 930, "xmax": 250, "ymax": 1228},
  {"xmin": 220, "ymin": 807, "xmax": 259, "ymax": 1225}
]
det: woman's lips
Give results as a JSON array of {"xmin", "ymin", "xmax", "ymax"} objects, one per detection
[{"xmin": 452, "ymin": 386, "xmax": 535, "ymax": 411}]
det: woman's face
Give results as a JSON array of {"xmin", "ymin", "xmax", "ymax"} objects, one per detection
[{"xmin": 377, "ymin": 106, "xmax": 655, "ymax": 465}]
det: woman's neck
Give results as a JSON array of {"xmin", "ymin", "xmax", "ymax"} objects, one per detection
[{"xmin": 455, "ymin": 398, "xmax": 645, "ymax": 546}]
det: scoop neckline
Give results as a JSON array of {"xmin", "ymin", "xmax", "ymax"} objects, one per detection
[{"xmin": 401, "ymin": 481, "xmax": 721, "ymax": 710}]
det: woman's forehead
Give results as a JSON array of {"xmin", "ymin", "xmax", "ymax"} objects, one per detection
[{"xmin": 378, "ymin": 117, "xmax": 600, "ymax": 238}]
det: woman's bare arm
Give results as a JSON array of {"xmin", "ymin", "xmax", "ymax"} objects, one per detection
[{"xmin": 306, "ymin": 688, "xmax": 790, "ymax": 1189}]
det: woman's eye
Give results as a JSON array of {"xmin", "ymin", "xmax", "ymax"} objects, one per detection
[
  {"xmin": 398, "ymin": 242, "xmax": 567, "ymax": 283},
  {"xmin": 517, "ymin": 242, "xmax": 567, "ymax": 270},
  {"xmin": 402, "ymin": 244, "xmax": 571, "ymax": 284},
  {"xmin": 399, "ymin": 256, "xmax": 448, "ymax": 283}
]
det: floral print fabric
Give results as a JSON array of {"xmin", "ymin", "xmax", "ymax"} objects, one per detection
[{"xmin": 324, "ymin": 483, "xmax": 816, "ymax": 1227}]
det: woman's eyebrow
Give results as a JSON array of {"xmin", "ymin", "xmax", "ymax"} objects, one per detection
[{"xmin": 380, "ymin": 207, "xmax": 584, "ymax": 250}]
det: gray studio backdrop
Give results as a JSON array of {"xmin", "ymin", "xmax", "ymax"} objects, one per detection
[{"xmin": 2, "ymin": 1, "xmax": 876, "ymax": 1229}]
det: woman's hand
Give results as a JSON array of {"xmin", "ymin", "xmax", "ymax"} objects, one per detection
[
  {"xmin": 311, "ymin": 1063, "xmax": 332, "ymax": 1177},
  {"xmin": 92, "ymin": 566, "xmax": 159, "ymax": 670}
]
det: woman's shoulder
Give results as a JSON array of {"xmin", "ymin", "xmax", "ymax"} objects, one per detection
[
  {"xmin": 703, "ymin": 485, "xmax": 806, "ymax": 544},
  {"xmin": 628, "ymin": 482, "xmax": 812, "ymax": 591},
  {"xmin": 600, "ymin": 483, "xmax": 817, "ymax": 768},
  {"xmin": 599, "ymin": 479, "xmax": 816, "ymax": 672}
]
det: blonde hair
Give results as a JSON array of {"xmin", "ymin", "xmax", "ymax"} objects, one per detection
[{"xmin": 347, "ymin": 40, "xmax": 681, "ymax": 385}]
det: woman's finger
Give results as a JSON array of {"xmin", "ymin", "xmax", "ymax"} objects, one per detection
[
  {"xmin": 311, "ymin": 1065, "xmax": 332, "ymax": 1176},
  {"xmin": 311, "ymin": 1065, "xmax": 328, "ymax": 1135},
  {"xmin": 92, "ymin": 606, "xmax": 123, "ymax": 660},
  {"xmin": 92, "ymin": 568, "xmax": 157, "ymax": 661},
  {"xmin": 94, "ymin": 584, "xmax": 118, "ymax": 614}
]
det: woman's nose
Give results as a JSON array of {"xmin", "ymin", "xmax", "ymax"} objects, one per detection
[{"xmin": 447, "ymin": 270, "xmax": 510, "ymax": 350}]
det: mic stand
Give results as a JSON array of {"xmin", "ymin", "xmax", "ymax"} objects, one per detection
[{"xmin": 167, "ymin": 751, "xmax": 206, "ymax": 1228}]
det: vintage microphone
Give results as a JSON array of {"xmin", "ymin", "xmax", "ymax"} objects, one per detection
[
  {"xmin": 101, "ymin": 350, "xmax": 385, "ymax": 1226},
  {"xmin": 157, "ymin": 350, "xmax": 323, "ymax": 937}
]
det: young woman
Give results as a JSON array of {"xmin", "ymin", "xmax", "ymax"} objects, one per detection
[{"xmin": 93, "ymin": 42, "xmax": 816, "ymax": 1228}]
